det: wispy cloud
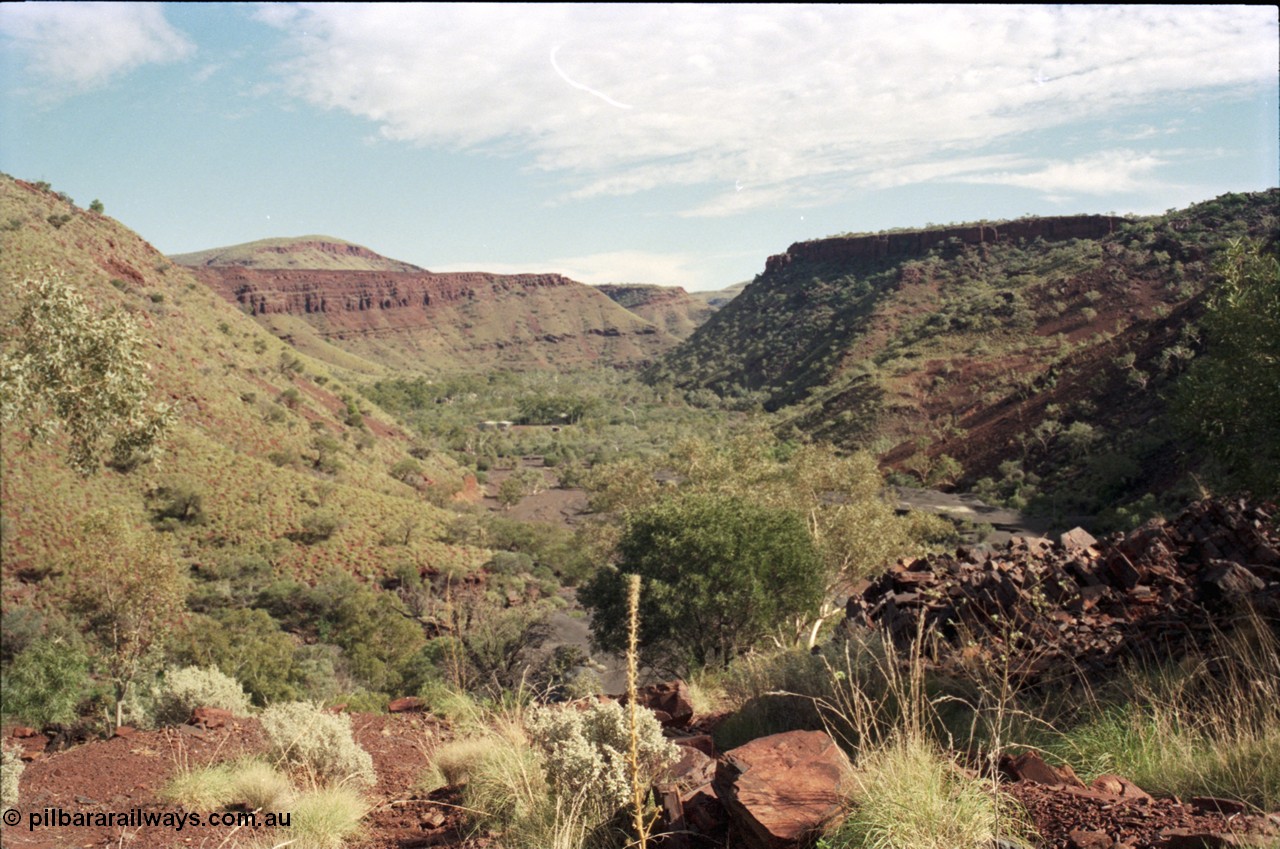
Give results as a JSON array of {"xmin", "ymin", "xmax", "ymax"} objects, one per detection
[
  {"xmin": 0, "ymin": 3, "xmax": 193, "ymax": 99},
  {"xmin": 258, "ymin": 5, "xmax": 1275, "ymax": 214},
  {"xmin": 959, "ymin": 150, "xmax": 1168, "ymax": 196}
]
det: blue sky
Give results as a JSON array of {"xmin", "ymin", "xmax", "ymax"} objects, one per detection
[{"xmin": 2, "ymin": 4, "xmax": 1276, "ymax": 291}]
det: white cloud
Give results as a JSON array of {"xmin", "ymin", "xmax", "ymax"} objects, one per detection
[
  {"xmin": 258, "ymin": 5, "xmax": 1275, "ymax": 213},
  {"xmin": 0, "ymin": 3, "xmax": 193, "ymax": 97},
  {"xmin": 959, "ymin": 150, "xmax": 1168, "ymax": 195},
  {"xmin": 432, "ymin": 249, "xmax": 707, "ymax": 289}
]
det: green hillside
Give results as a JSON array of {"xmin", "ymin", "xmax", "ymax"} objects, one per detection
[
  {"xmin": 651, "ymin": 190, "xmax": 1279, "ymax": 519},
  {"xmin": 1, "ymin": 175, "xmax": 485, "ymax": 604}
]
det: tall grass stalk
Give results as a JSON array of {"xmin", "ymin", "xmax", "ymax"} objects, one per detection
[{"xmin": 626, "ymin": 573, "xmax": 652, "ymax": 849}]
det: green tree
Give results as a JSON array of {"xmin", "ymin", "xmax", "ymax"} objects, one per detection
[
  {"xmin": 174, "ymin": 609, "xmax": 300, "ymax": 705},
  {"xmin": 497, "ymin": 468, "xmax": 543, "ymax": 508},
  {"xmin": 1174, "ymin": 241, "xmax": 1280, "ymax": 497},
  {"xmin": 89, "ymin": 199, "xmax": 104, "ymax": 214},
  {"xmin": 580, "ymin": 492, "xmax": 825, "ymax": 674},
  {"xmin": 68, "ymin": 511, "xmax": 187, "ymax": 728},
  {"xmin": 0, "ymin": 273, "xmax": 175, "ymax": 475},
  {"xmin": 0, "ymin": 639, "xmax": 90, "ymax": 727}
]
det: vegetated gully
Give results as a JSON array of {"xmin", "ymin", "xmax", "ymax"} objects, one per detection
[{"xmin": 477, "ymin": 457, "xmax": 1043, "ymax": 691}]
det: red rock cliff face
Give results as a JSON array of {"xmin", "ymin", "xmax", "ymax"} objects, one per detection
[
  {"xmin": 765, "ymin": 215, "xmax": 1120, "ymax": 273},
  {"xmin": 192, "ymin": 267, "xmax": 577, "ymax": 318}
]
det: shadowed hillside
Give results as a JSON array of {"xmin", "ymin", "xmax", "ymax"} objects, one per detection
[{"xmin": 652, "ymin": 191, "xmax": 1279, "ymax": 520}]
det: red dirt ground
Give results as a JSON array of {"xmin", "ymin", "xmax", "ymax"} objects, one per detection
[{"xmin": 8, "ymin": 710, "xmax": 1278, "ymax": 849}]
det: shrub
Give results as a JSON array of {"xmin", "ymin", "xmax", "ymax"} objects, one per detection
[
  {"xmin": 163, "ymin": 758, "xmax": 293, "ymax": 814},
  {"xmin": 2, "ymin": 741, "xmax": 22, "ymax": 813},
  {"xmin": 526, "ymin": 699, "xmax": 678, "ymax": 818},
  {"xmin": 259, "ymin": 701, "xmax": 376, "ymax": 787},
  {"xmin": 311, "ymin": 435, "xmax": 344, "ymax": 475},
  {"xmin": 0, "ymin": 273, "xmax": 176, "ymax": 475},
  {"xmin": 0, "ymin": 638, "xmax": 90, "ymax": 727},
  {"xmin": 176, "ymin": 609, "xmax": 300, "ymax": 705},
  {"xmin": 390, "ymin": 457, "xmax": 424, "ymax": 485},
  {"xmin": 286, "ymin": 786, "xmax": 368, "ymax": 849},
  {"xmin": 296, "ymin": 511, "xmax": 341, "ymax": 544},
  {"xmin": 279, "ymin": 387, "xmax": 303, "ymax": 409},
  {"xmin": 149, "ymin": 478, "xmax": 206, "ymax": 527},
  {"xmin": 581, "ymin": 491, "xmax": 825, "ymax": 673},
  {"xmin": 450, "ymin": 725, "xmax": 552, "ymax": 844},
  {"xmin": 824, "ymin": 733, "xmax": 1027, "ymax": 849},
  {"xmin": 162, "ymin": 762, "xmax": 237, "ymax": 809},
  {"xmin": 152, "ymin": 666, "xmax": 252, "ymax": 726},
  {"xmin": 0, "ymin": 605, "xmax": 45, "ymax": 665},
  {"xmin": 268, "ymin": 448, "xmax": 300, "ymax": 468}
]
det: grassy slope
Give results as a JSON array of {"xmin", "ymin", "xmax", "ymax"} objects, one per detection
[
  {"xmin": 653, "ymin": 191, "xmax": 1279, "ymax": 506},
  {"xmin": 1, "ymin": 176, "xmax": 485, "ymax": 612}
]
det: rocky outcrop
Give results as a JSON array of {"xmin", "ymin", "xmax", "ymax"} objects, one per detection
[
  {"xmin": 845, "ymin": 498, "xmax": 1280, "ymax": 686},
  {"xmin": 1004, "ymin": 761, "xmax": 1280, "ymax": 848},
  {"xmin": 712, "ymin": 730, "xmax": 852, "ymax": 849},
  {"xmin": 618, "ymin": 679, "xmax": 696, "ymax": 729},
  {"xmin": 764, "ymin": 215, "xmax": 1121, "ymax": 273}
]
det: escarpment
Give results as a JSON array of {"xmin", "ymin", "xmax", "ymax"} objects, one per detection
[
  {"xmin": 764, "ymin": 215, "xmax": 1121, "ymax": 272},
  {"xmin": 191, "ymin": 265, "xmax": 676, "ymax": 372}
]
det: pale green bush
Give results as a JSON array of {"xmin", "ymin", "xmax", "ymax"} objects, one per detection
[
  {"xmin": 526, "ymin": 699, "xmax": 678, "ymax": 815},
  {"xmin": 153, "ymin": 666, "xmax": 252, "ymax": 726},
  {"xmin": 260, "ymin": 702, "xmax": 375, "ymax": 787},
  {"xmin": 2, "ymin": 741, "xmax": 22, "ymax": 813}
]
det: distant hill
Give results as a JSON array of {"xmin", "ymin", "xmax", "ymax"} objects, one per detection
[
  {"xmin": 188, "ymin": 264, "xmax": 676, "ymax": 374},
  {"xmin": 171, "ymin": 235, "xmax": 426, "ymax": 272},
  {"xmin": 651, "ymin": 191, "xmax": 1279, "ymax": 518},
  {"xmin": 0, "ymin": 175, "xmax": 483, "ymax": 600},
  {"xmin": 688, "ymin": 280, "xmax": 749, "ymax": 310},
  {"xmin": 596, "ymin": 283, "xmax": 713, "ymax": 339}
]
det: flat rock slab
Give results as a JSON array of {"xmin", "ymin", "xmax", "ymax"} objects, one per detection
[{"xmin": 713, "ymin": 730, "xmax": 851, "ymax": 849}]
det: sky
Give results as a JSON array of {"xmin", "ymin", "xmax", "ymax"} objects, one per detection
[{"xmin": 1, "ymin": 4, "xmax": 1276, "ymax": 291}]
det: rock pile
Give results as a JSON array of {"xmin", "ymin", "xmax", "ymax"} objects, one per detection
[
  {"xmin": 844, "ymin": 499, "xmax": 1279, "ymax": 685},
  {"xmin": 1000, "ymin": 751, "xmax": 1280, "ymax": 848}
]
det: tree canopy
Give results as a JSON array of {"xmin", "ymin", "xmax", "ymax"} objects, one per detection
[
  {"xmin": 0, "ymin": 272, "xmax": 175, "ymax": 474},
  {"xmin": 1174, "ymin": 240, "xmax": 1280, "ymax": 498},
  {"xmin": 580, "ymin": 490, "xmax": 826, "ymax": 673}
]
